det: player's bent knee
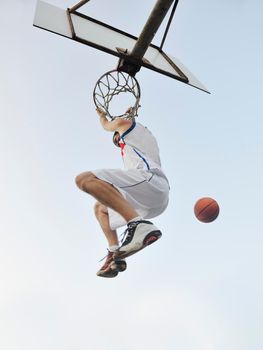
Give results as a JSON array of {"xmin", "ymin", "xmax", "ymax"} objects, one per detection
[{"xmin": 75, "ymin": 171, "xmax": 96, "ymax": 191}]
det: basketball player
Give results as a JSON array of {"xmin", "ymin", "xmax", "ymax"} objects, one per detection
[{"xmin": 75, "ymin": 108, "xmax": 169, "ymax": 277}]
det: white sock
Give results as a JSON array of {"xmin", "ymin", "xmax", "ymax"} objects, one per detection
[
  {"xmin": 108, "ymin": 245, "xmax": 119, "ymax": 252},
  {"xmin": 128, "ymin": 216, "xmax": 143, "ymax": 224}
]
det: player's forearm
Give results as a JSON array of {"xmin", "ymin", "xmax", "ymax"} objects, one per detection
[
  {"xmin": 99, "ymin": 114, "xmax": 108, "ymax": 128},
  {"xmin": 99, "ymin": 115, "xmax": 115, "ymax": 131}
]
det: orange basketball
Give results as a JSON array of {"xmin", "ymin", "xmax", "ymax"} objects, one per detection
[{"xmin": 194, "ymin": 197, "xmax": 219, "ymax": 223}]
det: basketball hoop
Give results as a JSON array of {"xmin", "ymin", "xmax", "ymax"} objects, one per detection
[{"xmin": 93, "ymin": 70, "xmax": 141, "ymax": 120}]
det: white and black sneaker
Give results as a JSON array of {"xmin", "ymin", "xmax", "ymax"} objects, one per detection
[{"xmin": 114, "ymin": 220, "xmax": 162, "ymax": 259}]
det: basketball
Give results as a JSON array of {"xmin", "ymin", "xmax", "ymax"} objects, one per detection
[{"xmin": 194, "ymin": 197, "xmax": 220, "ymax": 223}]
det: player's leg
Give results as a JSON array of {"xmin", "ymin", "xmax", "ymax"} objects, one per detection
[
  {"xmin": 94, "ymin": 201, "xmax": 127, "ymax": 278},
  {"xmin": 94, "ymin": 201, "xmax": 118, "ymax": 248},
  {"xmin": 75, "ymin": 171, "xmax": 139, "ymax": 222}
]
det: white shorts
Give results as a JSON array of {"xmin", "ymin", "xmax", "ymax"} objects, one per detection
[{"xmin": 92, "ymin": 168, "xmax": 169, "ymax": 230}]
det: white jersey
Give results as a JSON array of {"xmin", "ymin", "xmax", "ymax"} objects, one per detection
[
  {"xmin": 92, "ymin": 121, "xmax": 169, "ymax": 230},
  {"xmin": 119, "ymin": 121, "xmax": 164, "ymax": 173}
]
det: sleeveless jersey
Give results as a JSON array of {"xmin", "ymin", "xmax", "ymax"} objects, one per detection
[{"xmin": 119, "ymin": 121, "xmax": 163, "ymax": 172}]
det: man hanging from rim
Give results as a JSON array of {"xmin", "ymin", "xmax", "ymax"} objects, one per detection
[{"xmin": 75, "ymin": 107, "xmax": 170, "ymax": 278}]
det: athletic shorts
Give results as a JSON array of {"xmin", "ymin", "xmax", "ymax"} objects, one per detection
[{"xmin": 92, "ymin": 168, "xmax": 170, "ymax": 230}]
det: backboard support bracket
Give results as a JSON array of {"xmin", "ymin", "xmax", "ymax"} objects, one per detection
[
  {"xmin": 116, "ymin": 48, "xmax": 151, "ymax": 76},
  {"xmin": 66, "ymin": 8, "xmax": 76, "ymax": 38},
  {"xmin": 68, "ymin": 0, "xmax": 91, "ymax": 14}
]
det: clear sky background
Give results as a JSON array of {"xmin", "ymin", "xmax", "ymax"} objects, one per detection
[{"xmin": 1, "ymin": 1, "xmax": 263, "ymax": 349}]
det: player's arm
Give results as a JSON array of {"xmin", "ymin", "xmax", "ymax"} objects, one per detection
[{"xmin": 96, "ymin": 108, "xmax": 132, "ymax": 133}]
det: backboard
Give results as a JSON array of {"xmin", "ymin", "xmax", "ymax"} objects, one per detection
[{"xmin": 33, "ymin": 1, "xmax": 209, "ymax": 93}]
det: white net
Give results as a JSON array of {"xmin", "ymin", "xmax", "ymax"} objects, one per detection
[{"xmin": 93, "ymin": 70, "xmax": 141, "ymax": 120}]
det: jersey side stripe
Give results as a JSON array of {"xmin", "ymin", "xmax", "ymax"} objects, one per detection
[
  {"xmin": 120, "ymin": 121, "xmax": 136, "ymax": 139},
  {"xmin": 132, "ymin": 148, "xmax": 150, "ymax": 170}
]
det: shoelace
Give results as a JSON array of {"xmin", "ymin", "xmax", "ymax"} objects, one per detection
[
  {"xmin": 98, "ymin": 249, "xmax": 113, "ymax": 263},
  {"xmin": 119, "ymin": 221, "xmax": 140, "ymax": 246}
]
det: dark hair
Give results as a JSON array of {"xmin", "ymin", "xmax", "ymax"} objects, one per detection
[{"xmin": 113, "ymin": 131, "xmax": 120, "ymax": 147}]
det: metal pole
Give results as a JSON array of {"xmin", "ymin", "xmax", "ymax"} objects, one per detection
[
  {"xmin": 69, "ymin": 0, "xmax": 90, "ymax": 13},
  {"xmin": 130, "ymin": 0, "xmax": 175, "ymax": 60},
  {"xmin": 160, "ymin": 0, "xmax": 179, "ymax": 51}
]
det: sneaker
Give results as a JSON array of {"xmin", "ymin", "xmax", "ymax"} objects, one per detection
[
  {"xmin": 114, "ymin": 220, "xmax": 162, "ymax": 259},
  {"xmin": 96, "ymin": 251, "xmax": 127, "ymax": 278}
]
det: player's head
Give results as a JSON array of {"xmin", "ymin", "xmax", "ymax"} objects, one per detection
[{"xmin": 113, "ymin": 131, "xmax": 120, "ymax": 147}]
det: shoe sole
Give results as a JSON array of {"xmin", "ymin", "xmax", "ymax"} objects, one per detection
[
  {"xmin": 115, "ymin": 230, "xmax": 162, "ymax": 260},
  {"xmin": 96, "ymin": 269, "xmax": 118, "ymax": 278}
]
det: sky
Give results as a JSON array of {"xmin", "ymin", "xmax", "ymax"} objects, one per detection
[{"xmin": 1, "ymin": 0, "xmax": 263, "ymax": 349}]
